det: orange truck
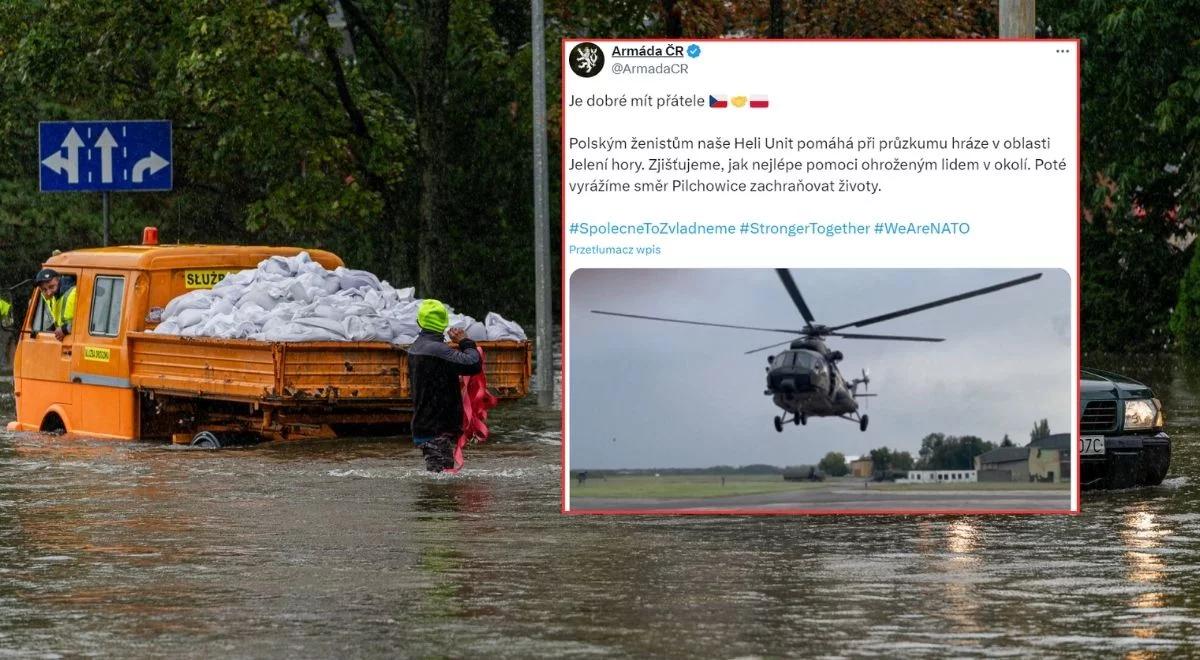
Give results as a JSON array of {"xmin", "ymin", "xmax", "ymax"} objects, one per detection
[{"xmin": 6, "ymin": 242, "xmax": 531, "ymax": 447}]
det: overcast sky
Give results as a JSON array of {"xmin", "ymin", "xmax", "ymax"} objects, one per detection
[{"xmin": 568, "ymin": 269, "xmax": 1071, "ymax": 470}]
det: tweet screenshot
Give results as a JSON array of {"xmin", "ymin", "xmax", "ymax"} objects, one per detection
[{"xmin": 562, "ymin": 40, "xmax": 1080, "ymax": 514}]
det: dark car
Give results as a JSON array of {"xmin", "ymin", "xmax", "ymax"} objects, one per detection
[{"xmin": 1073, "ymin": 368, "xmax": 1170, "ymax": 489}]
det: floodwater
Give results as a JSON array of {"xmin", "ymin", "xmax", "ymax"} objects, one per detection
[{"xmin": 0, "ymin": 354, "xmax": 1199, "ymax": 657}]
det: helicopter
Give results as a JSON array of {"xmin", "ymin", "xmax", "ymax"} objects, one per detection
[{"xmin": 592, "ymin": 269, "xmax": 1042, "ymax": 433}]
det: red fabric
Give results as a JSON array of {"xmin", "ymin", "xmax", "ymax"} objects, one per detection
[{"xmin": 445, "ymin": 346, "xmax": 498, "ymax": 474}]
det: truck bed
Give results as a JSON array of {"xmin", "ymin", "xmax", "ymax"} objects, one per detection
[{"xmin": 128, "ymin": 332, "xmax": 531, "ymax": 404}]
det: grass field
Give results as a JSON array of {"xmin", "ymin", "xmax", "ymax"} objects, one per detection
[
  {"xmin": 571, "ymin": 474, "xmax": 1070, "ymax": 499},
  {"xmin": 570, "ymin": 474, "xmax": 826, "ymax": 499},
  {"xmin": 868, "ymin": 482, "xmax": 1070, "ymax": 492}
]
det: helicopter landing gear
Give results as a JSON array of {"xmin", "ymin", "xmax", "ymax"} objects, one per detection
[
  {"xmin": 799, "ymin": 413, "xmax": 807, "ymax": 426},
  {"xmin": 836, "ymin": 412, "xmax": 869, "ymax": 431},
  {"xmin": 774, "ymin": 416, "xmax": 784, "ymax": 433}
]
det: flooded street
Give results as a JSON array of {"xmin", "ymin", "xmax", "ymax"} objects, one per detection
[{"xmin": 1, "ymin": 355, "xmax": 1199, "ymax": 656}]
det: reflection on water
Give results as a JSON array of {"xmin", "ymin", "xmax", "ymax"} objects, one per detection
[{"xmin": 1, "ymin": 353, "xmax": 1200, "ymax": 656}]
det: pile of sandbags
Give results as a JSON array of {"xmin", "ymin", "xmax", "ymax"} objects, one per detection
[{"xmin": 150, "ymin": 252, "xmax": 527, "ymax": 344}]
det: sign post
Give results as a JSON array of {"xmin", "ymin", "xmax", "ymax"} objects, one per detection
[
  {"xmin": 531, "ymin": 0, "xmax": 553, "ymax": 407},
  {"xmin": 38, "ymin": 120, "xmax": 173, "ymax": 245}
]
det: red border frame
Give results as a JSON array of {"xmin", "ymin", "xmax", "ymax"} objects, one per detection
[{"xmin": 559, "ymin": 37, "xmax": 1083, "ymax": 516}]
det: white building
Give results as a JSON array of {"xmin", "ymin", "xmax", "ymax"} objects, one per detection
[{"xmin": 897, "ymin": 469, "xmax": 977, "ymax": 484}]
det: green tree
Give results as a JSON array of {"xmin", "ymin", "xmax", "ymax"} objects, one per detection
[
  {"xmin": 1030, "ymin": 419, "xmax": 1051, "ymax": 443},
  {"xmin": 1171, "ymin": 248, "xmax": 1200, "ymax": 354},
  {"xmin": 818, "ymin": 451, "xmax": 849, "ymax": 477},
  {"xmin": 0, "ymin": 0, "xmax": 544, "ymax": 323},
  {"xmin": 869, "ymin": 446, "xmax": 894, "ymax": 474},
  {"xmin": 891, "ymin": 451, "xmax": 914, "ymax": 472},
  {"xmin": 724, "ymin": 0, "xmax": 996, "ymax": 38},
  {"xmin": 917, "ymin": 433, "xmax": 995, "ymax": 470},
  {"xmin": 916, "ymin": 432, "xmax": 946, "ymax": 468},
  {"xmin": 1040, "ymin": 1, "xmax": 1200, "ymax": 352},
  {"xmin": 1001, "ymin": 433, "xmax": 1014, "ymax": 448}
]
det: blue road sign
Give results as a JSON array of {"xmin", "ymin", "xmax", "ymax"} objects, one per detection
[{"xmin": 39, "ymin": 120, "xmax": 172, "ymax": 192}]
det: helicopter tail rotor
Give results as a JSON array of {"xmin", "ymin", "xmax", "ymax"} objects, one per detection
[{"xmin": 852, "ymin": 368, "xmax": 875, "ymax": 407}]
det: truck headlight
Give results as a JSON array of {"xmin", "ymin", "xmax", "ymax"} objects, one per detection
[{"xmin": 1124, "ymin": 399, "xmax": 1158, "ymax": 430}]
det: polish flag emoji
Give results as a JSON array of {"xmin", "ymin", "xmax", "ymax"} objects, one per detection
[{"xmin": 749, "ymin": 95, "xmax": 769, "ymax": 108}]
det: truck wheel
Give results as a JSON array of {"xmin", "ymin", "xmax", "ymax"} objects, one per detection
[
  {"xmin": 40, "ymin": 412, "xmax": 66, "ymax": 434},
  {"xmin": 774, "ymin": 416, "xmax": 784, "ymax": 433},
  {"xmin": 191, "ymin": 431, "xmax": 222, "ymax": 448}
]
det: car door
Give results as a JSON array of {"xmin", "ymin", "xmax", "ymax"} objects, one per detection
[
  {"xmin": 72, "ymin": 270, "xmax": 133, "ymax": 437},
  {"xmin": 13, "ymin": 271, "xmax": 79, "ymax": 431}
]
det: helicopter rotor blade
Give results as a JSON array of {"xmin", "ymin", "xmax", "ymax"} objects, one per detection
[
  {"xmin": 591, "ymin": 310, "xmax": 801, "ymax": 334},
  {"xmin": 776, "ymin": 269, "xmax": 817, "ymax": 324},
  {"xmin": 743, "ymin": 338, "xmax": 801, "ymax": 355},
  {"xmin": 828, "ymin": 273, "xmax": 1042, "ymax": 331},
  {"xmin": 829, "ymin": 332, "xmax": 945, "ymax": 342}
]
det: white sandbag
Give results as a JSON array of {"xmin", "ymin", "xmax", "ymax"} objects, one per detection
[
  {"xmin": 236, "ymin": 286, "xmax": 277, "ymax": 311},
  {"xmin": 310, "ymin": 303, "xmax": 346, "ymax": 322},
  {"xmin": 372, "ymin": 318, "xmax": 397, "ymax": 341},
  {"xmin": 237, "ymin": 304, "xmax": 274, "ymax": 326},
  {"xmin": 287, "ymin": 280, "xmax": 316, "ymax": 305},
  {"xmin": 228, "ymin": 321, "xmax": 260, "ymax": 339},
  {"xmin": 260, "ymin": 255, "xmax": 293, "ymax": 277},
  {"xmin": 485, "ymin": 312, "xmax": 526, "ymax": 341},
  {"xmin": 211, "ymin": 299, "xmax": 235, "ymax": 317},
  {"xmin": 162, "ymin": 290, "xmax": 214, "ymax": 320},
  {"xmin": 342, "ymin": 315, "xmax": 378, "ymax": 342},
  {"xmin": 386, "ymin": 317, "xmax": 420, "ymax": 339},
  {"xmin": 335, "ymin": 267, "xmax": 381, "ymax": 292},
  {"xmin": 255, "ymin": 319, "xmax": 327, "ymax": 342},
  {"xmin": 199, "ymin": 313, "xmax": 256, "ymax": 339},
  {"xmin": 293, "ymin": 316, "xmax": 347, "ymax": 339},
  {"xmin": 300, "ymin": 271, "xmax": 341, "ymax": 296},
  {"xmin": 152, "ymin": 319, "xmax": 181, "ymax": 334},
  {"xmin": 175, "ymin": 308, "xmax": 208, "ymax": 330},
  {"xmin": 341, "ymin": 303, "xmax": 375, "ymax": 318},
  {"xmin": 151, "ymin": 251, "xmax": 524, "ymax": 346},
  {"xmin": 216, "ymin": 270, "xmax": 256, "ymax": 289},
  {"xmin": 209, "ymin": 289, "xmax": 241, "ymax": 306},
  {"xmin": 464, "ymin": 321, "xmax": 488, "ymax": 341},
  {"xmin": 447, "ymin": 313, "xmax": 487, "ymax": 341},
  {"xmin": 391, "ymin": 333, "xmax": 418, "ymax": 346}
]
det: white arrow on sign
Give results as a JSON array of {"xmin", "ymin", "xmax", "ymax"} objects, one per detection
[
  {"xmin": 131, "ymin": 151, "xmax": 169, "ymax": 183},
  {"xmin": 95, "ymin": 128, "xmax": 117, "ymax": 183},
  {"xmin": 41, "ymin": 128, "xmax": 84, "ymax": 184}
]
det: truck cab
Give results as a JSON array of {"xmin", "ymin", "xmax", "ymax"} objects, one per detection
[{"xmin": 7, "ymin": 243, "xmax": 530, "ymax": 444}]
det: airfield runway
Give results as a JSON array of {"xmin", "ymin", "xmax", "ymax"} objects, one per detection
[{"xmin": 571, "ymin": 484, "xmax": 1073, "ymax": 512}]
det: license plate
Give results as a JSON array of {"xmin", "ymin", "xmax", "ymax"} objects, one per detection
[{"xmin": 1080, "ymin": 435, "xmax": 1106, "ymax": 455}]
